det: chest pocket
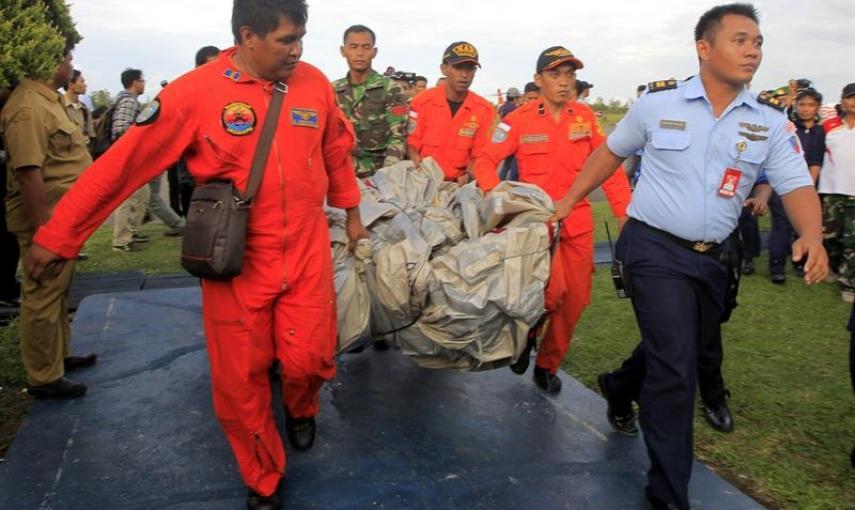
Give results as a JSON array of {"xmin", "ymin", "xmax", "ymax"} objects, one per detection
[
  {"xmin": 49, "ymin": 121, "xmax": 78, "ymax": 156},
  {"xmin": 649, "ymin": 129, "xmax": 691, "ymax": 175},
  {"xmin": 728, "ymin": 141, "xmax": 767, "ymax": 187},
  {"xmin": 200, "ymin": 132, "xmax": 249, "ymax": 169},
  {"xmin": 518, "ymin": 141, "xmax": 551, "ymax": 180},
  {"xmin": 357, "ymin": 88, "xmax": 389, "ymax": 149}
]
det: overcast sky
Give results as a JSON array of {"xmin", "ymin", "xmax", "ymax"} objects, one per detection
[{"xmin": 69, "ymin": 0, "xmax": 854, "ymax": 104}]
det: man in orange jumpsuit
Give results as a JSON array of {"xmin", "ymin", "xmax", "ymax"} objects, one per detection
[
  {"xmin": 24, "ymin": 2, "xmax": 367, "ymax": 509},
  {"xmin": 407, "ymin": 42, "xmax": 496, "ymax": 183},
  {"xmin": 473, "ymin": 46, "xmax": 631, "ymax": 393}
]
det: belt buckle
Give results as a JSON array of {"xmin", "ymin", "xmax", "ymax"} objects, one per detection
[{"xmin": 693, "ymin": 242, "xmax": 713, "ymax": 253}]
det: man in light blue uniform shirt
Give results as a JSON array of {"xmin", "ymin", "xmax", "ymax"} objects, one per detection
[{"xmin": 547, "ymin": 4, "xmax": 827, "ymax": 509}]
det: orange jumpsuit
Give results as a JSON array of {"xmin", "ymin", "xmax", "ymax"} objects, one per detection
[
  {"xmin": 407, "ymin": 86, "xmax": 496, "ymax": 180},
  {"xmin": 33, "ymin": 48, "xmax": 360, "ymax": 496},
  {"xmin": 473, "ymin": 100, "xmax": 631, "ymax": 374}
]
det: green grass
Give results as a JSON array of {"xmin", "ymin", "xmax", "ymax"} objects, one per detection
[
  {"xmin": 576, "ymin": 202, "xmax": 855, "ymax": 510},
  {"xmin": 75, "ymin": 222, "xmax": 185, "ymax": 275},
  {"xmin": 1, "ymin": 214, "xmax": 853, "ymax": 509}
]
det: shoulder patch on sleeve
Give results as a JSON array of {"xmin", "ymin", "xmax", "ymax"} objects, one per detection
[
  {"xmin": 756, "ymin": 92, "xmax": 786, "ymax": 112},
  {"xmin": 135, "ymin": 99, "xmax": 161, "ymax": 126},
  {"xmin": 647, "ymin": 79, "xmax": 678, "ymax": 93}
]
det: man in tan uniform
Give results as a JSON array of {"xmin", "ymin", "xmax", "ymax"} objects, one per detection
[{"xmin": 0, "ymin": 50, "xmax": 97, "ymax": 398}]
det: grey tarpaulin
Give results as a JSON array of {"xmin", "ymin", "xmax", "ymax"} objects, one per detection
[{"xmin": 328, "ymin": 158, "xmax": 554, "ymax": 370}]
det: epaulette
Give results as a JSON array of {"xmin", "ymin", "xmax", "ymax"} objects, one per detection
[
  {"xmin": 647, "ymin": 79, "xmax": 678, "ymax": 93},
  {"xmin": 757, "ymin": 92, "xmax": 786, "ymax": 112}
]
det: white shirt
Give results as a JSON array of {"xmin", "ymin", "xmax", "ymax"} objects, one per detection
[{"xmin": 818, "ymin": 120, "xmax": 855, "ymax": 196}]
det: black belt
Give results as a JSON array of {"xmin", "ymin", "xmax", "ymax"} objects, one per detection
[{"xmin": 629, "ymin": 218, "xmax": 723, "ymax": 254}]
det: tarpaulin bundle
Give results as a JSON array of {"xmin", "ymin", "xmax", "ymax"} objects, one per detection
[{"xmin": 328, "ymin": 158, "xmax": 554, "ymax": 371}]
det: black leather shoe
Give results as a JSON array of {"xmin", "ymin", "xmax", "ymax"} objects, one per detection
[
  {"xmin": 247, "ymin": 488, "xmax": 281, "ymax": 510},
  {"xmin": 770, "ymin": 273, "xmax": 786, "ymax": 284},
  {"xmin": 742, "ymin": 259, "xmax": 755, "ymax": 275},
  {"xmin": 533, "ymin": 366, "xmax": 562, "ymax": 393},
  {"xmin": 510, "ymin": 333, "xmax": 536, "ymax": 375},
  {"xmin": 286, "ymin": 414, "xmax": 316, "ymax": 450},
  {"xmin": 645, "ymin": 486, "xmax": 680, "ymax": 510},
  {"xmin": 597, "ymin": 373, "xmax": 639, "ymax": 436},
  {"xmin": 64, "ymin": 353, "xmax": 97, "ymax": 372},
  {"xmin": 28, "ymin": 377, "xmax": 87, "ymax": 399},
  {"xmin": 702, "ymin": 394, "xmax": 734, "ymax": 433}
]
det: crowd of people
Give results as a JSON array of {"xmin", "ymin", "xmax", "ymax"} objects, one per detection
[{"xmin": 0, "ymin": 1, "xmax": 853, "ymax": 509}]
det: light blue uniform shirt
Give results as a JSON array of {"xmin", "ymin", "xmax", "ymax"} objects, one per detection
[{"xmin": 608, "ymin": 75, "xmax": 812, "ymax": 243}]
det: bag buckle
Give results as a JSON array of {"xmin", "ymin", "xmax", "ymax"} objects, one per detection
[{"xmin": 273, "ymin": 81, "xmax": 288, "ymax": 94}]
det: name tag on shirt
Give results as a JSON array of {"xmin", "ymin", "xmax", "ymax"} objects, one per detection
[{"xmin": 718, "ymin": 168, "xmax": 742, "ymax": 198}]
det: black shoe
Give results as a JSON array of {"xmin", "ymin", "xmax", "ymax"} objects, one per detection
[
  {"xmin": 28, "ymin": 377, "xmax": 87, "ymax": 399},
  {"xmin": 372, "ymin": 339, "xmax": 390, "ymax": 351},
  {"xmin": 702, "ymin": 394, "xmax": 734, "ymax": 433},
  {"xmin": 64, "ymin": 353, "xmax": 97, "ymax": 372},
  {"xmin": 645, "ymin": 486, "xmax": 680, "ymax": 510},
  {"xmin": 247, "ymin": 488, "xmax": 281, "ymax": 510},
  {"xmin": 76, "ymin": 252, "xmax": 89, "ymax": 261},
  {"xmin": 285, "ymin": 414, "xmax": 316, "ymax": 450},
  {"xmin": 794, "ymin": 266, "xmax": 805, "ymax": 278},
  {"xmin": 597, "ymin": 373, "xmax": 639, "ymax": 436},
  {"xmin": 770, "ymin": 273, "xmax": 786, "ymax": 284},
  {"xmin": 132, "ymin": 233, "xmax": 150, "ymax": 242},
  {"xmin": 533, "ymin": 366, "xmax": 562, "ymax": 393},
  {"xmin": 510, "ymin": 332, "xmax": 536, "ymax": 375},
  {"xmin": 742, "ymin": 259, "xmax": 755, "ymax": 275}
]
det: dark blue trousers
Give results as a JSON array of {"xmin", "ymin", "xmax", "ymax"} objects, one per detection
[
  {"xmin": 769, "ymin": 192, "xmax": 796, "ymax": 275},
  {"xmin": 608, "ymin": 220, "xmax": 730, "ymax": 510},
  {"xmin": 739, "ymin": 207, "xmax": 760, "ymax": 261}
]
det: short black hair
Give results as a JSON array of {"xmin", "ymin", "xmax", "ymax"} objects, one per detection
[
  {"xmin": 121, "ymin": 68, "xmax": 143, "ymax": 89},
  {"xmin": 796, "ymin": 88, "xmax": 823, "ymax": 104},
  {"xmin": 343, "ymin": 24, "xmax": 376, "ymax": 45},
  {"xmin": 414, "ymin": 76, "xmax": 427, "ymax": 84},
  {"xmin": 195, "ymin": 46, "xmax": 221, "ymax": 67},
  {"xmin": 232, "ymin": 0, "xmax": 308, "ymax": 45},
  {"xmin": 694, "ymin": 3, "xmax": 759, "ymax": 42},
  {"xmin": 70, "ymin": 69, "xmax": 82, "ymax": 84},
  {"xmin": 524, "ymin": 82, "xmax": 539, "ymax": 93}
]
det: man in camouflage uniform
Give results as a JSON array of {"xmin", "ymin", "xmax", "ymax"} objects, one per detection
[{"xmin": 334, "ymin": 25, "xmax": 407, "ymax": 177}]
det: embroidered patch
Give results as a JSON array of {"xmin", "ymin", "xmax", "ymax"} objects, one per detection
[
  {"xmin": 568, "ymin": 122, "xmax": 591, "ymax": 140},
  {"xmin": 291, "ymin": 108, "xmax": 319, "ymax": 128},
  {"xmin": 459, "ymin": 127, "xmax": 477, "ymax": 138},
  {"xmin": 659, "ymin": 119, "xmax": 687, "ymax": 131},
  {"xmin": 223, "ymin": 69, "xmax": 242, "ymax": 82},
  {"xmin": 788, "ymin": 135, "xmax": 802, "ymax": 154},
  {"xmin": 492, "ymin": 123, "xmax": 511, "ymax": 143},
  {"xmin": 521, "ymin": 134, "xmax": 549, "ymax": 144},
  {"xmin": 221, "ymin": 102, "xmax": 256, "ymax": 136},
  {"xmin": 135, "ymin": 99, "xmax": 160, "ymax": 126}
]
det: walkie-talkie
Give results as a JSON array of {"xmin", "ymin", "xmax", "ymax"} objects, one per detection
[{"xmin": 606, "ymin": 222, "xmax": 632, "ymax": 299}]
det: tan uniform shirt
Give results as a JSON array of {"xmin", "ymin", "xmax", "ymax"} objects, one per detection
[
  {"xmin": 0, "ymin": 79, "xmax": 92, "ymax": 233},
  {"xmin": 63, "ymin": 95, "xmax": 95, "ymax": 146}
]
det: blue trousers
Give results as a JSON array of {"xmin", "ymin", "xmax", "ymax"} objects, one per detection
[{"xmin": 608, "ymin": 220, "xmax": 730, "ymax": 510}]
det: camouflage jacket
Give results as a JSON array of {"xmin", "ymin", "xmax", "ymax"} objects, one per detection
[{"xmin": 333, "ymin": 70, "xmax": 408, "ymax": 177}]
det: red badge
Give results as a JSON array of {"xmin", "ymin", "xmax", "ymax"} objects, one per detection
[
  {"xmin": 718, "ymin": 168, "xmax": 742, "ymax": 198},
  {"xmin": 390, "ymin": 105, "xmax": 408, "ymax": 116}
]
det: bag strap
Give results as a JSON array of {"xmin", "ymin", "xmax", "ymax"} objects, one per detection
[{"xmin": 243, "ymin": 81, "xmax": 287, "ymax": 202}]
